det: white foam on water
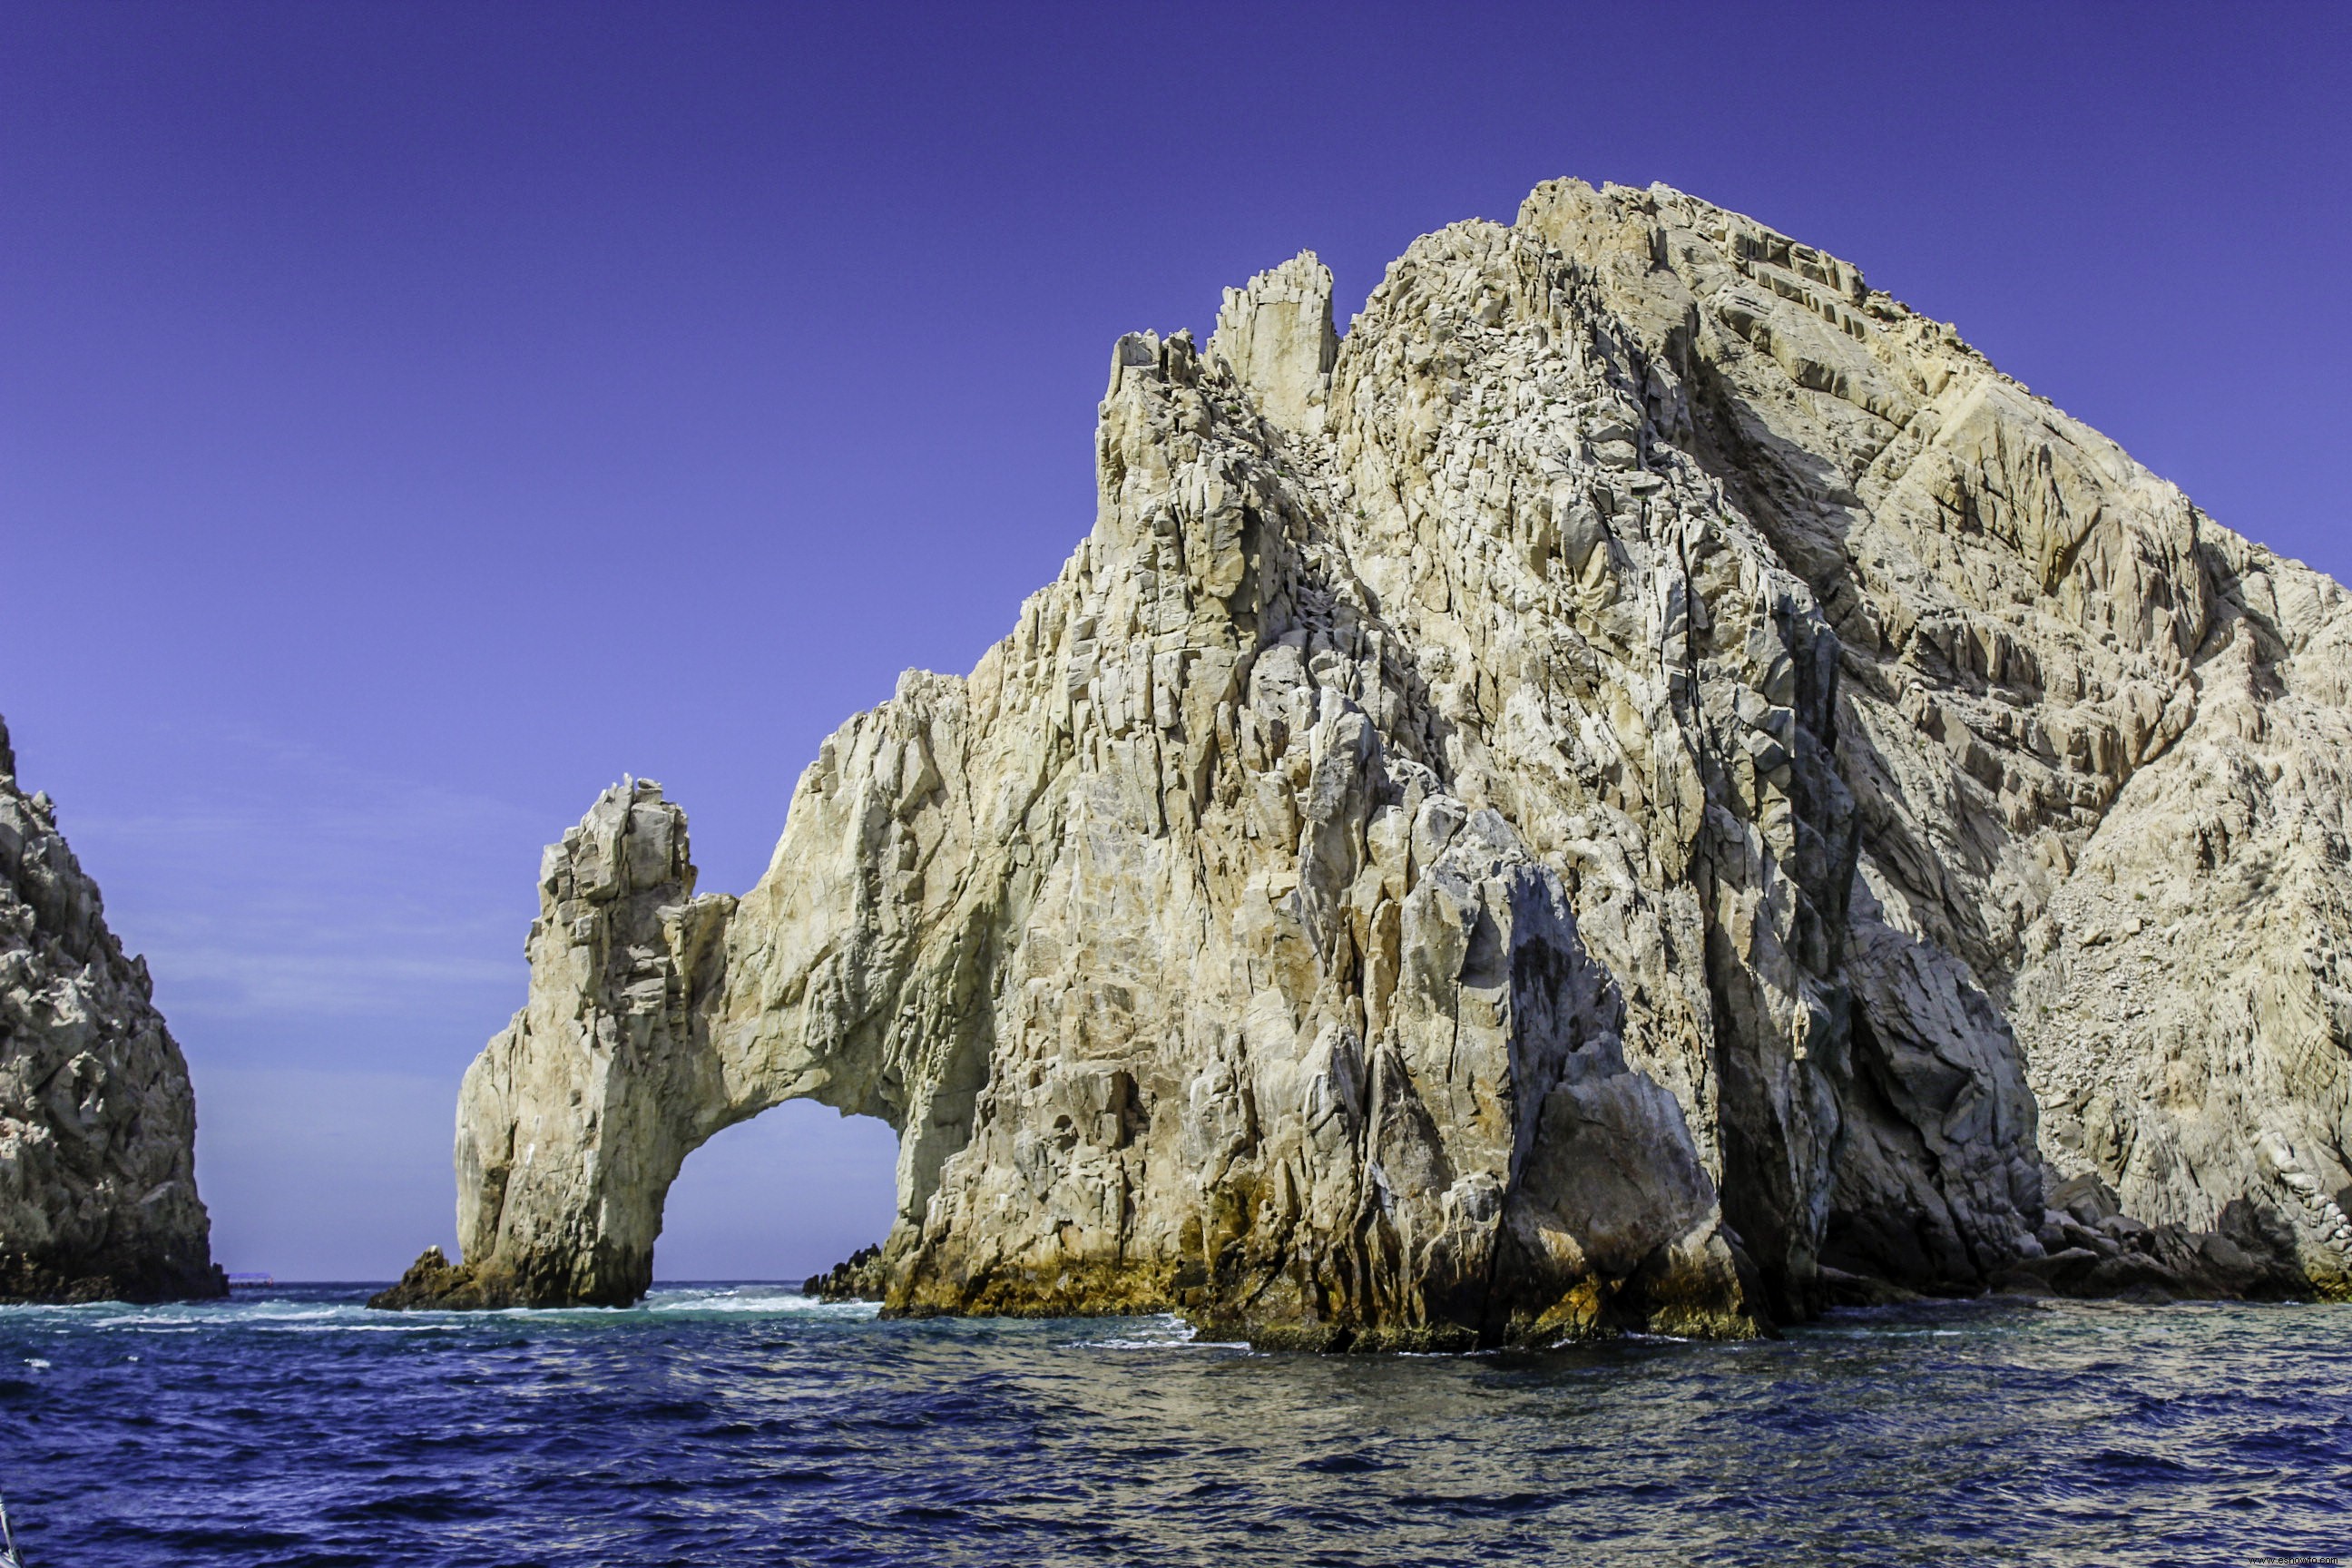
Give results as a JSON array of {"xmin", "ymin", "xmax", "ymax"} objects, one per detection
[
  {"xmin": 274, "ymin": 1321, "xmax": 471, "ymax": 1333},
  {"xmin": 644, "ymin": 1286, "xmax": 877, "ymax": 1318},
  {"xmin": 1073, "ymin": 1314, "xmax": 1246, "ymax": 1351},
  {"xmin": 0, "ymin": 1284, "xmax": 885, "ymax": 1335}
]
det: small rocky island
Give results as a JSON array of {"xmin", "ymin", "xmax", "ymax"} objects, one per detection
[
  {"xmin": 379, "ymin": 180, "xmax": 2352, "ymax": 1345},
  {"xmin": 0, "ymin": 715, "xmax": 223, "ymax": 1303}
]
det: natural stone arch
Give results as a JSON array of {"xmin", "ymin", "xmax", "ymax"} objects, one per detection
[
  {"xmin": 377, "ymin": 182, "xmax": 2352, "ymax": 1333},
  {"xmin": 417, "ymin": 748, "xmax": 996, "ymax": 1308},
  {"xmin": 373, "ymin": 242, "xmax": 1937, "ymax": 1335}
]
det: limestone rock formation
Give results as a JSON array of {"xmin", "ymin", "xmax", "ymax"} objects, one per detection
[
  {"xmin": 368, "ymin": 779, "xmax": 732, "ymax": 1309},
  {"xmin": 0, "ymin": 715, "xmax": 221, "ymax": 1302},
  {"xmin": 385, "ymin": 180, "xmax": 2352, "ymax": 1339}
]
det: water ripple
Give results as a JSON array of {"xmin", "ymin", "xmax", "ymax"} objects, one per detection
[{"xmin": 1, "ymin": 1288, "xmax": 2348, "ymax": 1563}]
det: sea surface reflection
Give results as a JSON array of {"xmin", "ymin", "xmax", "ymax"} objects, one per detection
[{"xmin": 2, "ymin": 1285, "xmax": 2346, "ymax": 1564}]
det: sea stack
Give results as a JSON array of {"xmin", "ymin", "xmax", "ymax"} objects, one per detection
[
  {"xmin": 0, "ymin": 715, "xmax": 223, "ymax": 1302},
  {"xmin": 382, "ymin": 180, "xmax": 2352, "ymax": 1341}
]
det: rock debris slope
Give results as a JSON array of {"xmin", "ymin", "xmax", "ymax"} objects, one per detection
[
  {"xmin": 380, "ymin": 180, "xmax": 2352, "ymax": 1339},
  {"xmin": 0, "ymin": 715, "xmax": 221, "ymax": 1302}
]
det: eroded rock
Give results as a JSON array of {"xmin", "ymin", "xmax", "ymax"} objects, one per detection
[
  {"xmin": 0, "ymin": 715, "xmax": 222, "ymax": 1303},
  {"xmin": 384, "ymin": 180, "xmax": 2352, "ymax": 1339}
]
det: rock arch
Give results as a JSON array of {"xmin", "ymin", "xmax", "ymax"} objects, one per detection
[
  {"xmin": 374, "ymin": 239, "xmax": 1939, "ymax": 1338},
  {"xmin": 394, "ymin": 756, "xmax": 989, "ymax": 1309},
  {"xmin": 378, "ymin": 181, "xmax": 2352, "ymax": 1332}
]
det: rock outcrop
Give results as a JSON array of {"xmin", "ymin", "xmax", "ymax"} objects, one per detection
[
  {"xmin": 384, "ymin": 180, "xmax": 2352, "ymax": 1339},
  {"xmin": 370, "ymin": 779, "xmax": 734, "ymax": 1310},
  {"xmin": 804, "ymin": 1244, "xmax": 885, "ymax": 1303},
  {"xmin": 0, "ymin": 715, "xmax": 222, "ymax": 1302}
]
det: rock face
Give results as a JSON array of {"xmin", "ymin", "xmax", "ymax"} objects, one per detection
[
  {"xmin": 387, "ymin": 180, "xmax": 2352, "ymax": 1339},
  {"xmin": 0, "ymin": 715, "xmax": 221, "ymax": 1302}
]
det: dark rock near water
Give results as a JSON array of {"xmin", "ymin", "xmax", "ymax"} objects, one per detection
[
  {"xmin": 368, "ymin": 1247, "xmax": 495, "ymax": 1310},
  {"xmin": 0, "ymin": 713, "xmax": 222, "ymax": 1305},
  {"xmin": 803, "ymin": 1244, "xmax": 885, "ymax": 1303}
]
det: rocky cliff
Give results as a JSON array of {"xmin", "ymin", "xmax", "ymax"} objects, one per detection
[
  {"xmin": 0, "ymin": 715, "xmax": 222, "ymax": 1302},
  {"xmin": 381, "ymin": 181, "xmax": 2352, "ymax": 1340}
]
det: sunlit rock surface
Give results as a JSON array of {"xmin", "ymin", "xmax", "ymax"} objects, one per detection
[
  {"xmin": 383, "ymin": 180, "xmax": 2352, "ymax": 1338},
  {"xmin": 0, "ymin": 715, "xmax": 221, "ymax": 1302}
]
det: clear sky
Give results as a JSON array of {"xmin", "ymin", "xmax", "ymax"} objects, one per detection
[{"xmin": 5, "ymin": 2, "xmax": 2346, "ymax": 1281}]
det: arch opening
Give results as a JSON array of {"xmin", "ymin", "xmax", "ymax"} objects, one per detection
[{"xmin": 652, "ymin": 1100, "xmax": 900, "ymax": 1285}]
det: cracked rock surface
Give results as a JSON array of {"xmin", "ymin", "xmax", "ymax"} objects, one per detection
[
  {"xmin": 0, "ymin": 715, "xmax": 221, "ymax": 1302},
  {"xmin": 385, "ymin": 180, "xmax": 2352, "ymax": 1338}
]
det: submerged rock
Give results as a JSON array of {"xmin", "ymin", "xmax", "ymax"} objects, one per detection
[
  {"xmin": 383, "ymin": 179, "xmax": 2352, "ymax": 1340},
  {"xmin": 0, "ymin": 715, "xmax": 222, "ymax": 1303}
]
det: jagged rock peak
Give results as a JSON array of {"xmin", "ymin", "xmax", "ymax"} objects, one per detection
[
  {"xmin": 1210, "ymin": 250, "xmax": 1337, "ymax": 435},
  {"xmin": 0, "ymin": 712, "xmax": 222, "ymax": 1302},
  {"xmin": 386, "ymin": 177, "xmax": 2352, "ymax": 1339}
]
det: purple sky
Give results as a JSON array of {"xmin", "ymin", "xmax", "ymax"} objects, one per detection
[{"xmin": 5, "ymin": 3, "xmax": 2347, "ymax": 1281}]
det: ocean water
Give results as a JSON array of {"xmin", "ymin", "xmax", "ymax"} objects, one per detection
[{"xmin": 1, "ymin": 1285, "xmax": 2346, "ymax": 1566}]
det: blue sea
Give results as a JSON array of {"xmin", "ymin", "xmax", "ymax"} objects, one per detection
[{"xmin": 2, "ymin": 1284, "xmax": 2347, "ymax": 1566}]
